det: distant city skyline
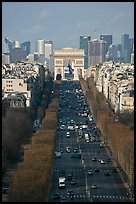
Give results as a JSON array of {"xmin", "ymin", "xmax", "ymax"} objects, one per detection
[{"xmin": 2, "ymin": 2, "xmax": 134, "ymax": 51}]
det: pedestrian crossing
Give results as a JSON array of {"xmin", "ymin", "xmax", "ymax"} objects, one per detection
[
  {"xmin": 53, "ymin": 168, "xmax": 113, "ymax": 173},
  {"xmin": 56, "ymin": 193, "xmax": 130, "ymax": 200},
  {"xmin": 53, "ymin": 168, "xmax": 84, "ymax": 172},
  {"xmin": 91, "ymin": 194, "xmax": 126, "ymax": 199}
]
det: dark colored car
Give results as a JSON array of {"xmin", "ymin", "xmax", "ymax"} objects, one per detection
[
  {"xmin": 67, "ymin": 173, "xmax": 73, "ymax": 180},
  {"xmin": 71, "ymin": 153, "xmax": 81, "ymax": 159},
  {"xmin": 95, "ymin": 168, "xmax": 100, "ymax": 172},
  {"xmin": 105, "ymin": 171, "xmax": 110, "ymax": 176},
  {"xmin": 68, "ymin": 190, "xmax": 74, "ymax": 199},
  {"xmin": 52, "ymin": 193, "xmax": 60, "ymax": 200},
  {"xmin": 60, "ymin": 170, "xmax": 66, "ymax": 175},
  {"xmin": 112, "ymin": 168, "xmax": 118, "ymax": 173},
  {"xmin": 88, "ymin": 169, "xmax": 94, "ymax": 175}
]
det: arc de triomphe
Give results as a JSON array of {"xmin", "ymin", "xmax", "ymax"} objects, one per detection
[{"xmin": 54, "ymin": 48, "xmax": 84, "ymax": 80}]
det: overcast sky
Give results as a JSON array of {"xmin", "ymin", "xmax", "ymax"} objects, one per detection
[{"xmin": 2, "ymin": 2, "xmax": 134, "ymax": 52}]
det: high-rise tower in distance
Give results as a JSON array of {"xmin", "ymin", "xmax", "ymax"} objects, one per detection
[
  {"xmin": 88, "ymin": 39, "xmax": 106, "ymax": 66},
  {"xmin": 21, "ymin": 41, "xmax": 31, "ymax": 55},
  {"xmin": 121, "ymin": 34, "xmax": 132, "ymax": 63},
  {"xmin": 36, "ymin": 39, "xmax": 45, "ymax": 55},
  {"xmin": 100, "ymin": 34, "xmax": 112, "ymax": 54},
  {"xmin": 80, "ymin": 36, "xmax": 91, "ymax": 69}
]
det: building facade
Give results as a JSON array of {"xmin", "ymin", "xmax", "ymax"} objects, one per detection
[
  {"xmin": 10, "ymin": 48, "xmax": 27, "ymax": 63},
  {"xmin": 88, "ymin": 62, "xmax": 134, "ymax": 113},
  {"xmin": 2, "ymin": 62, "xmax": 45, "ymax": 107}
]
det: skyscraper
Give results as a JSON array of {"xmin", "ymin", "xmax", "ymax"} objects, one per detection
[
  {"xmin": 10, "ymin": 48, "xmax": 27, "ymax": 63},
  {"xmin": 121, "ymin": 34, "xmax": 131, "ymax": 63},
  {"xmin": 100, "ymin": 34, "xmax": 112, "ymax": 53},
  {"xmin": 3, "ymin": 37, "xmax": 14, "ymax": 54},
  {"xmin": 44, "ymin": 40, "xmax": 53, "ymax": 59},
  {"xmin": 80, "ymin": 36, "xmax": 91, "ymax": 69},
  {"xmin": 88, "ymin": 39, "xmax": 106, "ymax": 66},
  {"xmin": 37, "ymin": 39, "xmax": 45, "ymax": 55},
  {"xmin": 44, "ymin": 40, "xmax": 53, "ymax": 70},
  {"xmin": 106, "ymin": 44, "xmax": 118, "ymax": 62},
  {"xmin": 21, "ymin": 41, "xmax": 31, "ymax": 55}
]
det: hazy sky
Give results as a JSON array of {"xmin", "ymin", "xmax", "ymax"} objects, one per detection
[{"xmin": 2, "ymin": 2, "xmax": 134, "ymax": 51}]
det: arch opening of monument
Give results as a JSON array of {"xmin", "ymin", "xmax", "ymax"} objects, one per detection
[{"xmin": 54, "ymin": 48, "xmax": 84, "ymax": 80}]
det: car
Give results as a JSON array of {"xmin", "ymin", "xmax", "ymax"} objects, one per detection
[
  {"xmin": 61, "ymin": 195, "xmax": 67, "ymax": 200},
  {"xmin": 92, "ymin": 157, "xmax": 97, "ymax": 161},
  {"xmin": 100, "ymin": 160, "xmax": 105, "ymax": 164},
  {"xmin": 91, "ymin": 184, "xmax": 97, "ymax": 189},
  {"xmin": 78, "ymin": 135, "xmax": 82, "ymax": 139},
  {"xmin": 60, "ymin": 170, "xmax": 66, "ymax": 175},
  {"xmin": 67, "ymin": 190, "xmax": 74, "ymax": 195},
  {"xmin": 73, "ymin": 148, "xmax": 78, "ymax": 153},
  {"xmin": 112, "ymin": 168, "xmax": 118, "ymax": 173},
  {"xmin": 71, "ymin": 153, "xmax": 81, "ymax": 159},
  {"xmin": 66, "ymin": 132, "xmax": 70, "ymax": 138},
  {"xmin": 94, "ymin": 168, "xmax": 100, "ymax": 172},
  {"xmin": 107, "ymin": 158, "xmax": 113, "ymax": 162},
  {"xmin": 88, "ymin": 169, "xmax": 93, "ymax": 175},
  {"xmin": 67, "ymin": 174, "xmax": 73, "ymax": 181},
  {"xmin": 66, "ymin": 147, "xmax": 71, "ymax": 153},
  {"xmin": 52, "ymin": 193, "xmax": 60, "ymax": 200},
  {"xmin": 104, "ymin": 170, "xmax": 110, "ymax": 176},
  {"xmin": 100, "ymin": 144, "xmax": 104, "ymax": 148},
  {"xmin": 70, "ymin": 180, "xmax": 76, "ymax": 185},
  {"xmin": 66, "ymin": 131, "xmax": 70, "ymax": 135},
  {"xmin": 68, "ymin": 190, "xmax": 74, "ymax": 199},
  {"xmin": 55, "ymin": 151, "xmax": 61, "ymax": 158}
]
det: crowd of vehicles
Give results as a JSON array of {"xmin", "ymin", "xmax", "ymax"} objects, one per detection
[{"xmin": 48, "ymin": 80, "xmax": 133, "ymax": 202}]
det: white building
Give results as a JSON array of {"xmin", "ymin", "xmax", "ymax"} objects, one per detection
[
  {"xmin": 87, "ymin": 61, "xmax": 134, "ymax": 113},
  {"xmin": 37, "ymin": 39, "xmax": 45, "ymax": 55},
  {"xmin": 2, "ymin": 62, "xmax": 45, "ymax": 107},
  {"xmin": 2, "ymin": 54, "xmax": 10, "ymax": 64}
]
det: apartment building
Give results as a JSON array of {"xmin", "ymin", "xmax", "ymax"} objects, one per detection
[
  {"xmin": 2, "ymin": 62, "xmax": 45, "ymax": 107},
  {"xmin": 87, "ymin": 61, "xmax": 134, "ymax": 113}
]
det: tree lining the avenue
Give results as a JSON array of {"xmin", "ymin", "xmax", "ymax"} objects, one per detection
[
  {"xmin": 2, "ymin": 79, "xmax": 53, "ymax": 178},
  {"xmin": 7, "ymin": 81, "xmax": 60, "ymax": 202}
]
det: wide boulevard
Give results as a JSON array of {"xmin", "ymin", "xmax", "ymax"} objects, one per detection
[{"xmin": 48, "ymin": 80, "xmax": 133, "ymax": 202}]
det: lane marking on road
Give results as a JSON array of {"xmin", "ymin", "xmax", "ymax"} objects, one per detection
[
  {"xmin": 53, "ymin": 168, "xmax": 84, "ymax": 172},
  {"xmin": 92, "ymin": 195, "xmax": 126, "ymax": 200}
]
